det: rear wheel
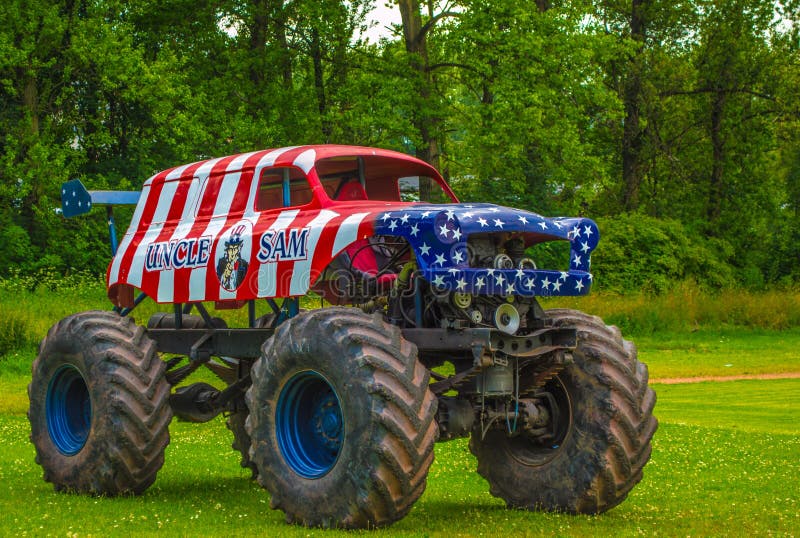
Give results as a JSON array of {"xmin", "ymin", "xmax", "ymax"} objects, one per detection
[
  {"xmin": 28, "ymin": 311, "xmax": 172, "ymax": 495},
  {"xmin": 469, "ymin": 309, "xmax": 657, "ymax": 514},
  {"xmin": 245, "ymin": 307, "xmax": 437, "ymax": 529}
]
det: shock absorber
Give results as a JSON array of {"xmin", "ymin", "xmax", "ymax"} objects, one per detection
[{"xmin": 389, "ymin": 262, "xmax": 416, "ymax": 325}]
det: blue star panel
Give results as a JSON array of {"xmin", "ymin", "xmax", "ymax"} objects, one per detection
[{"xmin": 374, "ymin": 203, "xmax": 599, "ymax": 297}]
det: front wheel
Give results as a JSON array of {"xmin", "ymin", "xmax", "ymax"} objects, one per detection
[
  {"xmin": 469, "ymin": 309, "xmax": 657, "ymax": 514},
  {"xmin": 245, "ymin": 308, "xmax": 437, "ymax": 529},
  {"xmin": 28, "ymin": 311, "xmax": 172, "ymax": 495}
]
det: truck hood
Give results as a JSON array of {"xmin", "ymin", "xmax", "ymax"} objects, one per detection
[{"xmin": 373, "ymin": 202, "xmax": 599, "ymax": 297}]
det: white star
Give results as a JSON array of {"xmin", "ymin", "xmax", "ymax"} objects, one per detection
[
  {"xmin": 461, "ymin": 212, "xmax": 474, "ymax": 219},
  {"xmin": 573, "ymin": 254, "xmax": 582, "ymax": 265},
  {"xmin": 448, "ymin": 268, "xmax": 460, "ymax": 275},
  {"xmin": 452, "ymin": 228, "xmax": 463, "ymax": 241},
  {"xmin": 381, "ymin": 212, "xmax": 392, "ymax": 221},
  {"xmin": 419, "ymin": 243, "xmax": 431, "ymax": 256},
  {"xmin": 506, "ymin": 283, "xmax": 516, "ymax": 295},
  {"xmin": 559, "ymin": 271, "xmax": 568, "ymax": 281},
  {"xmin": 584, "ymin": 225, "xmax": 594, "ymax": 237},
  {"xmin": 581, "ymin": 241, "xmax": 590, "ymax": 253},
  {"xmin": 477, "ymin": 217, "xmax": 489, "ymax": 227},
  {"xmin": 439, "ymin": 224, "xmax": 450, "ymax": 237},
  {"xmin": 538, "ymin": 221, "xmax": 548, "ymax": 230},
  {"xmin": 410, "ymin": 223, "xmax": 419, "ymax": 237},
  {"xmin": 434, "ymin": 253, "xmax": 446, "ymax": 266},
  {"xmin": 495, "ymin": 273, "xmax": 505, "ymax": 285},
  {"xmin": 400, "ymin": 213, "xmax": 410, "ymax": 224},
  {"xmin": 453, "ymin": 250, "xmax": 465, "ymax": 264},
  {"xmin": 486, "ymin": 268, "xmax": 495, "ymax": 276},
  {"xmin": 489, "ymin": 207, "xmax": 501, "ymax": 213},
  {"xmin": 78, "ymin": 201, "xmax": 82, "ymax": 207},
  {"xmin": 541, "ymin": 277, "xmax": 552, "ymax": 289},
  {"xmin": 421, "ymin": 211, "xmax": 432, "ymax": 218},
  {"xmin": 456, "ymin": 278, "xmax": 467, "ymax": 291},
  {"xmin": 575, "ymin": 279, "xmax": 585, "ymax": 291},
  {"xmin": 493, "ymin": 219, "xmax": 505, "ymax": 228},
  {"xmin": 552, "ymin": 280, "xmax": 562, "ymax": 292},
  {"xmin": 516, "ymin": 269, "xmax": 525, "ymax": 279},
  {"xmin": 433, "ymin": 275, "xmax": 446, "ymax": 287},
  {"xmin": 388, "ymin": 220, "xmax": 398, "ymax": 231},
  {"xmin": 518, "ymin": 215, "xmax": 529, "ymax": 225},
  {"xmin": 571, "ymin": 225, "xmax": 581, "ymax": 238},
  {"xmin": 524, "ymin": 278, "xmax": 535, "ymax": 289},
  {"xmin": 475, "ymin": 276, "xmax": 486, "ymax": 290},
  {"xmin": 554, "ymin": 221, "xmax": 563, "ymax": 229},
  {"xmin": 464, "ymin": 204, "xmax": 475, "ymax": 208},
  {"xmin": 445, "ymin": 209, "xmax": 456, "ymax": 220},
  {"xmin": 588, "ymin": 273, "xmax": 594, "ymax": 281}
]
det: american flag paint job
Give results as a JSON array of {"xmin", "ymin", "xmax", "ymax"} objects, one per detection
[
  {"xmin": 373, "ymin": 204, "xmax": 598, "ymax": 298},
  {"xmin": 105, "ymin": 145, "xmax": 598, "ymax": 306}
]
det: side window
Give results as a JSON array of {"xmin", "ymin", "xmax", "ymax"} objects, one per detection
[{"xmin": 257, "ymin": 166, "xmax": 313, "ymax": 210}]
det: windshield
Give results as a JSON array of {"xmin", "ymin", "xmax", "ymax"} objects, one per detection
[{"xmin": 316, "ymin": 155, "xmax": 455, "ymax": 203}]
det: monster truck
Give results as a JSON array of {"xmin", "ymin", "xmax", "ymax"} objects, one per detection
[{"xmin": 29, "ymin": 145, "xmax": 656, "ymax": 528}]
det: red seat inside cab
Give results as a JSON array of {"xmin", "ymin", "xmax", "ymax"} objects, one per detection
[{"xmin": 336, "ymin": 181, "xmax": 397, "ymax": 286}]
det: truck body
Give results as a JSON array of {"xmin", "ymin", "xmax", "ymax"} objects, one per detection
[{"xmin": 32, "ymin": 145, "xmax": 657, "ymax": 529}]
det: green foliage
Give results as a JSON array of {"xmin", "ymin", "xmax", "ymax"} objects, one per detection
[
  {"xmin": 592, "ymin": 213, "xmax": 736, "ymax": 292},
  {"xmin": 548, "ymin": 283, "xmax": 800, "ymax": 336},
  {"xmin": 0, "ymin": 223, "xmax": 31, "ymax": 274},
  {"xmin": 0, "ymin": 306, "xmax": 33, "ymax": 358},
  {"xmin": 0, "ymin": 0, "xmax": 798, "ymax": 289},
  {"xmin": 0, "ymin": 270, "xmax": 107, "ymax": 362}
]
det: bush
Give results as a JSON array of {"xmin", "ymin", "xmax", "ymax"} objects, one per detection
[
  {"xmin": 592, "ymin": 213, "xmax": 736, "ymax": 293},
  {"xmin": 0, "ymin": 224, "xmax": 32, "ymax": 275}
]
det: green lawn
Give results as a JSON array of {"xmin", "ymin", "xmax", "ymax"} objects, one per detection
[
  {"xmin": 1, "ymin": 364, "xmax": 798, "ymax": 535},
  {"xmin": 636, "ymin": 328, "xmax": 800, "ymax": 379},
  {"xmin": 2, "ymin": 286, "xmax": 799, "ymax": 535}
]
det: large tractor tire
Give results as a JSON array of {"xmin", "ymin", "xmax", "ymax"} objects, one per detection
[
  {"xmin": 226, "ymin": 405, "xmax": 257, "ymax": 478},
  {"xmin": 245, "ymin": 307, "xmax": 437, "ymax": 529},
  {"xmin": 224, "ymin": 312, "xmax": 276, "ymax": 479},
  {"xmin": 469, "ymin": 309, "xmax": 657, "ymax": 514},
  {"xmin": 28, "ymin": 311, "xmax": 172, "ymax": 495}
]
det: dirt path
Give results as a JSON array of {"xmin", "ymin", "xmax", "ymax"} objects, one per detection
[{"xmin": 652, "ymin": 372, "xmax": 800, "ymax": 384}]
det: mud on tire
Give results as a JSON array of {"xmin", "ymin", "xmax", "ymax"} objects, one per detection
[
  {"xmin": 245, "ymin": 307, "xmax": 437, "ymax": 529},
  {"xmin": 470, "ymin": 308, "xmax": 657, "ymax": 514},
  {"xmin": 28, "ymin": 311, "xmax": 172, "ymax": 495}
]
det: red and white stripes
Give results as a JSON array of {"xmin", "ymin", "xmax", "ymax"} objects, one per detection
[{"xmin": 107, "ymin": 147, "xmax": 386, "ymax": 305}]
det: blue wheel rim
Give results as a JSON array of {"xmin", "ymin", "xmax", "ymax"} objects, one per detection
[
  {"xmin": 45, "ymin": 365, "xmax": 91, "ymax": 455},
  {"xmin": 276, "ymin": 371, "xmax": 343, "ymax": 478}
]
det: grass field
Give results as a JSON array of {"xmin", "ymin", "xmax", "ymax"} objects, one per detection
[
  {"xmin": 1, "ymin": 283, "xmax": 799, "ymax": 535},
  {"xmin": 1, "ymin": 378, "xmax": 797, "ymax": 536}
]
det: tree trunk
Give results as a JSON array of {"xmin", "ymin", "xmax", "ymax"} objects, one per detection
[
  {"xmin": 622, "ymin": 0, "xmax": 647, "ymax": 211},
  {"xmin": 249, "ymin": 0, "xmax": 269, "ymax": 87},
  {"xmin": 310, "ymin": 28, "xmax": 331, "ymax": 141},
  {"xmin": 397, "ymin": 0, "xmax": 439, "ymax": 200},
  {"xmin": 249, "ymin": 1, "xmax": 292, "ymax": 87},
  {"xmin": 707, "ymin": 88, "xmax": 726, "ymax": 223}
]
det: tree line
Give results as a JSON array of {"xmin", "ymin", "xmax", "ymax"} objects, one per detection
[{"xmin": 1, "ymin": 0, "xmax": 798, "ymax": 290}]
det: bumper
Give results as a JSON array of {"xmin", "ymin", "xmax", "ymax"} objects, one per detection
[{"xmin": 422, "ymin": 267, "xmax": 593, "ymax": 297}]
